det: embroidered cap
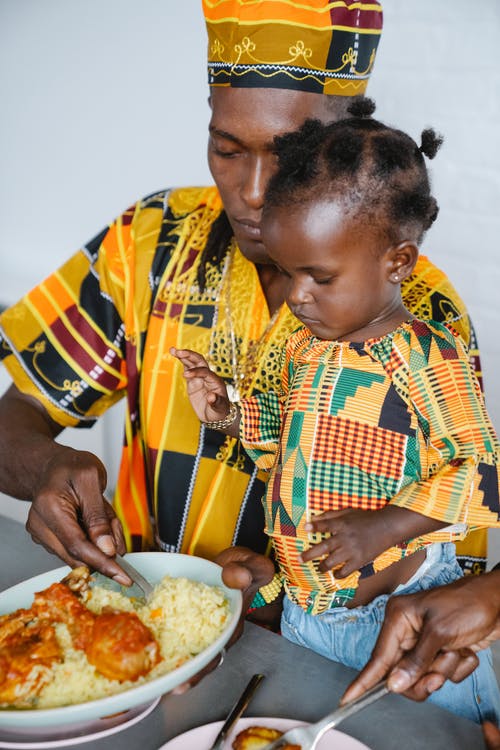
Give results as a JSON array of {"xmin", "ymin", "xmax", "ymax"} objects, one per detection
[{"xmin": 203, "ymin": 0, "xmax": 383, "ymax": 96}]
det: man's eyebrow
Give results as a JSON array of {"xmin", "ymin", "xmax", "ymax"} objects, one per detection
[
  {"xmin": 209, "ymin": 126, "xmax": 275, "ymax": 151},
  {"xmin": 208, "ymin": 126, "xmax": 244, "ymax": 146}
]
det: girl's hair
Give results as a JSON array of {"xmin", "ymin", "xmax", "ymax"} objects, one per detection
[{"xmin": 264, "ymin": 97, "xmax": 443, "ymax": 245}]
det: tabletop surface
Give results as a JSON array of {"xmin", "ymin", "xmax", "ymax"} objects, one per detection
[{"xmin": 0, "ymin": 515, "xmax": 485, "ymax": 749}]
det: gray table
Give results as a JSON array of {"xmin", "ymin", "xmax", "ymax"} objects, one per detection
[{"xmin": 0, "ymin": 516, "xmax": 485, "ymax": 749}]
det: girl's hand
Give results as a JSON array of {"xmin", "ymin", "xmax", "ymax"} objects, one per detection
[
  {"xmin": 171, "ymin": 347, "xmax": 230, "ymax": 423},
  {"xmin": 300, "ymin": 508, "xmax": 391, "ymax": 577}
]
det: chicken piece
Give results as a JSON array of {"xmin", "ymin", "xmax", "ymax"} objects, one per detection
[
  {"xmin": 33, "ymin": 574, "xmax": 160, "ymax": 682},
  {"xmin": 86, "ymin": 610, "xmax": 160, "ymax": 682},
  {"xmin": 233, "ymin": 726, "xmax": 301, "ymax": 750},
  {"xmin": 61, "ymin": 565, "xmax": 92, "ymax": 594},
  {"xmin": 33, "ymin": 581, "xmax": 95, "ymax": 650},
  {"xmin": 0, "ymin": 608, "xmax": 34, "ymax": 646},
  {"xmin": 0, "ymin": 617, "xmax": 61, "ymax": 706},
  {"xmin": 0, "ymin": 567, "xmax": 161, "ymax": 705}
]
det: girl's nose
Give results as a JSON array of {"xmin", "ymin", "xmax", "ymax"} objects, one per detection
[{"xmin": 287, "ymin": 280, "xmax": 312, "ymax": 306}]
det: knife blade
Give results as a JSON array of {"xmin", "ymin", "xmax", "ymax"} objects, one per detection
[
  {"xmin": 114, "ymin": 554, "xmax": 155, "ymax": 599},
  {"xmin": 209, "ymin": 673, "xmax": 265, "ymax": 750}
]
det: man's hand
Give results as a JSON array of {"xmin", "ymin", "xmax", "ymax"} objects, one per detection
[
  {"xmin": 341, "ymin": 571, "xmax": 500, "ymax": 705},
  {"xmin": 483, "ymin": 721, "xmax": 500, "ymax": 750},
  {"xmin": 0, "ymin": 385, "xmax": 130, "ymax": 584},
  {"xmin": 27, "ymin": 446, "xmax": 130, "ymax": 583}
]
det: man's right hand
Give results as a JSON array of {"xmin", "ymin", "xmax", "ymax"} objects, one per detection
[
  {"xmin": 0, "ymin": 384, "xmax": 130, "ymax": 584},
  {"xmin": 27, "ymin": 446, "xmax": 130, "ymax": 583}
]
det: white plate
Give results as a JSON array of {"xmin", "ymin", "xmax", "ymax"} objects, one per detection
[
  {"xmin": 0, "ymin": 553, "xmax": 242, "ymax": 731},
  {"xmin": 0, "ymin": 697, "xmax": 160, "ymax": 749},
  {"xmin": 159, "ymin": 717, "xmax": 373, "ymax": 750}
]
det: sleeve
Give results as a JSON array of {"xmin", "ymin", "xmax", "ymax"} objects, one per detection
[
  {"xmin": 389, "ymin": 350, "xmax": 500, "ymax": 531},
  {"xmin": 239, "ymin": 341, "xmax": 293, "ymax": 471},
  {"xmin": 0, "ymin": 195, "xmax": 163, "ymax": 428}
]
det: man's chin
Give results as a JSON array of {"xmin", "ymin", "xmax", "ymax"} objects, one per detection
[{"xmin": 234, "ymin": 236, "xmax": 271, "ymax": 264}]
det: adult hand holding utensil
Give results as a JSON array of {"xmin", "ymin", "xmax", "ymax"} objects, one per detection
[{"xmin": 258, "ymin": 680, "xmax": 388, "ymax": 750}]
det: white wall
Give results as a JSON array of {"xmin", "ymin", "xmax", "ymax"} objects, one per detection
[
  {"xmin": 368, "ymin": 1, "xmax": 500, "ymax": 431},
  {"xmin": 1, "ymin": 1, "xmax": 500, "ymax": 527}
]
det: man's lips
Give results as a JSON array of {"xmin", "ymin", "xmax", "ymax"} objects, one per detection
[{"xmin": 234, "ymin": 218, "xmax": 262, "ymax": 240}]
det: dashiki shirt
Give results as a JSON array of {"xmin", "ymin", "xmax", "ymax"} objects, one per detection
[
  {"xmin": 239, "ymin": 321, "xmax": 500, "ymax": 615},
  {"xmin": 0, "ymin": 187, "xmax": 489, "ymax": 567}
]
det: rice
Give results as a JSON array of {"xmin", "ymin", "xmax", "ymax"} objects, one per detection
[{"xmin": 27, "ymin": 575, "xmax": 230, "ymax": 709}]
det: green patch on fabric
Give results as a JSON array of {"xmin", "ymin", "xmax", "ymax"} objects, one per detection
[{"xmin": 330, "ymin": 369, "xmax": 385, "ymax": 415}]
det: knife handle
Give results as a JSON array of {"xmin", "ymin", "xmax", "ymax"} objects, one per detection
[{"xmin": 209, "ymin": 673, "xmax": 265, "ymax": 750}]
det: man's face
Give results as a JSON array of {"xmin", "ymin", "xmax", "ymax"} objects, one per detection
[{"xmin": 208, "ymin": 87, "xmax": 342, "ymax": 264}]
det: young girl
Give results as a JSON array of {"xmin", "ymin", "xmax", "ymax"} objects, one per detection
[{"xmin": 173, "ymin": 99, "xmax": 500, "ymax": 723}]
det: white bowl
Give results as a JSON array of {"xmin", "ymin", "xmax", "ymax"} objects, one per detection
[{"xmin": 0, "ymin": 552, "xmax": 242, "ymax": 730}]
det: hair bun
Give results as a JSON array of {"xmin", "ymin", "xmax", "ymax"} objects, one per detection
[
  {"xmin": 347, "ymin": 97, "xmax": 376, "ymax": 118},
  {"xmin": 419, "ymin": 128, "xmax": 444, "ymax": 160}
]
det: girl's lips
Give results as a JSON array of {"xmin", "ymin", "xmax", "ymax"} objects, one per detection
[{"xmin": 291, "ymin": 310, "xmax": 321, "ymax": 326}]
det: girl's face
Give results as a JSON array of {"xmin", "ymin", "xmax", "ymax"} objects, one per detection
[{"xmin": 261, "ymin": 200, "xmax": 413, "ymax": 342}]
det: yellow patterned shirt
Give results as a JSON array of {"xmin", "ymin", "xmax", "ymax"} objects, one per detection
[
  {"xmin": 0, "ymin": 187, "xmax": 488, "ymax": 568},
  {"xmin": 240, "ymin": 321, "xmax": 500, "ymax": 614}
]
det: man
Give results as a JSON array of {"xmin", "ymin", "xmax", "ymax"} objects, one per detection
[{"xmin": 0, "ymin": 0, "xmax": 486, "ymax": 593}]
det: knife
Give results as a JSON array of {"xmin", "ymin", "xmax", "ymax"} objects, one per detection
[
  {"xmin": 209, "ymin": 673, "xmax": 265, "ymax": 750},
  {"xmin": 114, "ymin": 554, "xmax": 155, "ymax": 599}
]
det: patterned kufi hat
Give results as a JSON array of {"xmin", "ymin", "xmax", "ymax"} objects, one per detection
[{"xmin": 203, "ymin": 0, "xmax": 383, "ymax": 96}]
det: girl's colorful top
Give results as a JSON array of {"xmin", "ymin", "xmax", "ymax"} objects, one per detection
[
  {"xmin": 239, "ymin": 321, "xmax": 500, "ymax": 615},
  {"xmin": 0, "ymin": 187, "xmax": 489, "ymax": 568}
]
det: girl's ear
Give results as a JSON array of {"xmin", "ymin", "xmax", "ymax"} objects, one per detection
[{"xmin": 386, "ymin": 241, "xmax": 419, "ymax": 283}]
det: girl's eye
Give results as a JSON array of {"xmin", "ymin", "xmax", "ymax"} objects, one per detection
[{"xmin": 315, "ymin": 277, "xmax": 333, "ymax": 285}]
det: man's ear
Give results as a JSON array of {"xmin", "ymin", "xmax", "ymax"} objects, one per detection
[{"xmin": 386, "ymin": 241, "xmax": 419, "ymax": 283}]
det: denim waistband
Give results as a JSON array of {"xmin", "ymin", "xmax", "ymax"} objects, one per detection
[{"xmin": 392, "ymin": 542, "xmax": 448, "ymax": 595}]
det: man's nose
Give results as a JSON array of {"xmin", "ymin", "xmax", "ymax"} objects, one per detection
[{"xmin": 240, "ymin": 155, "xmax": 274, "ymax": 210}]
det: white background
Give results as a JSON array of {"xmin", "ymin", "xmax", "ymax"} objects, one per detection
[{"xmin": 1, "ymin": 1, "xmax": 500, "ymax": 556}]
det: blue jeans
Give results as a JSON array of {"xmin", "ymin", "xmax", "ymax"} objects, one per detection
[{"xmin": 281, "ymin": 543, "xmax": 500, "ymax": 724}]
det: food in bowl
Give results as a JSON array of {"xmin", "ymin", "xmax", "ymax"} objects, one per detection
[
  {"xmin": 0, "ymin": 565, "xmax": 230, "ymax": 709},
  {"xmin": 233, "ymin": 726, "xmax": 301, "ymax": 750}
]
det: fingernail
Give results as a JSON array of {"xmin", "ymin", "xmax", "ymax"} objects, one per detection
[
  {"xmin": 388, "ymin": 669, "xmax": 411, "ymax": 692},
  {"xmin": 172, "ymin": 682, "xmax": 190, "ymax": 695},
  {"xmin": 425, "ymin": 674, "xmax": 445, "ymax": 693},
  {"xmin": 113, "ymin": 574, "xmax": 131, "ymax": 586},
  {"xmin": 96, "ymin": 534, "xmax": 115, "ymax": 555}
]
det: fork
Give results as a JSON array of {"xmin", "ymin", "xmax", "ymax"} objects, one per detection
[{"xmin": 259, "ymin": 680, "xmax": 389, "ymax": 750}]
